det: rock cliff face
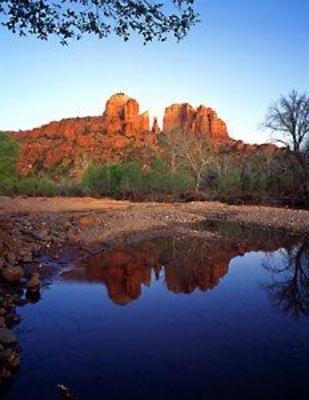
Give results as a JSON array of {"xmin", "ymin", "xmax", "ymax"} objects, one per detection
[
  {"xmin": 11, "ymin": 92, "xmax": 278, "ymax": 177},
  {"xmin": 12, "ymin": 93, "xmax": 157, "ymax": 176},
  {"xmin": 226, "ymin": 140, "xmax": 279, "ymax": 154},
  {"xmin": 163, "ymin": 103, "xmax": 229, "ymax": 141},
  {"xmin": 103, "ymin": 93, "xmax": 150, "ymax": 136}
]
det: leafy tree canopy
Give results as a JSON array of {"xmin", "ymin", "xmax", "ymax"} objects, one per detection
[{"xmin": 0, "ymin": 0, "xmax": 199, "ymax": 44}]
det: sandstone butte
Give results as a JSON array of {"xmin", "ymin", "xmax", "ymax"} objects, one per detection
[{"xmin": 10, "ymin": 93, "xmax": 278, "ymax": 177}]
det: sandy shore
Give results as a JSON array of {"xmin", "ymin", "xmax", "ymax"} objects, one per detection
[
  {"xmin": 0, "ymin": 196, "xmax": 308, "ymax": 256},
  {"xmin": 0, "ymin": 197, "xmax": 309, "ymax": 234}
]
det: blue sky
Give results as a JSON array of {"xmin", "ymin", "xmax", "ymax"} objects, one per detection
[{"xmin": 1, "ymin": 0, "xmax": 308, "ymax": 144}]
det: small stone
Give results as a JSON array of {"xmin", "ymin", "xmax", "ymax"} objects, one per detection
[
  {"xmin": 26, "ymin": 273, "xmax": 41, "ymax": 292},
  {"xmin": 0, "ymin": 328, "xmax": 17, "ymax": 346},
  {"xmin": 8, "ymin": 350, "xmax": 20, "ymax": 368},
  {"xmin": 1, "ymin": 367, "xmax": 12, "ymax": 381},
  {"xmin": 22, "ymin": 253, "xmax": 33, "ymax": 263},
  {"xmin": 2, "ymin": 266, "xmax": 24, "ymax": 284},
  {"xmin": 26, "ymin": 290, "xmax": 41, "ymax": 303},
  {"xmin": 10, "ymin": 314, "xmax": 21, "ymax": 325},
  {"xmin": 0, "ymin": 348, "xmax": 12, "ymax": 362},
  {"xmin": 32, "ymin": 230, "xmax": 50, "ymax": 242},
  {"xmin": 5, "ymin": 253, "xmax": 16, "ymax": 265},
  {"xmin": 0, "ymin": 317, "xmax": 6, "ymax": 328},
  {"xmin": 16, "ymin": 298, "xmax": 28, "ymax": 307}
]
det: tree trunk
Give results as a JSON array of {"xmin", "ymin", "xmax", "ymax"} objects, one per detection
[{"xmin": 195, "ymin": 173, "xmax": 202, "ymax": 193}]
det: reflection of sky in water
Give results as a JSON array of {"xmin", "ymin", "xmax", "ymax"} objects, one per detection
[{"xmin": 4, "ymin": 238, "xmax": 309, "ymax": 400}]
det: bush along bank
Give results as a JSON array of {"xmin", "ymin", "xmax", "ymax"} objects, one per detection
[{"xmin": 0, "ymin": 131, "xmax": 308, "ymax": 208}]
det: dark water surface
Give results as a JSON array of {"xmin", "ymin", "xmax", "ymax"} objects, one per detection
[{"xmin": 3, "ymin": 228, "xmax": 309, "ymax": 399}]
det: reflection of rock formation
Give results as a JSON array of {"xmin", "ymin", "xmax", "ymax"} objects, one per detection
[
  {"xmin": 62, "ymin": 238, "xmax": 232, "ymax": 305},
  {"xmin": 62, "ymin": 230, "xmax": 294, "ymax": 306},
  {"xmin": 63, "ymin": 242, "xmax": 161, "ymax": 305},
  {"xmin": 160, "ymin": 239, "xmax": 229, "ymax": 293}
]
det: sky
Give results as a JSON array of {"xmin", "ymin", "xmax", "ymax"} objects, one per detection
[{"xmin": 1, "ymin": 0, "xmax": 308, "ymax": 144}]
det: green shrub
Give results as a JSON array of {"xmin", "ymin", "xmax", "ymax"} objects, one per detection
[
  {"xmin": 14, "ymin": 177, "xmax": 57, "ymax": 197},
  {"xmin": 81, "ymin": 164, "xmax": 104, "ymax": 195},
  {"xmin": 171, "ymin": 170, "xmax": 195, "ymax": 193},
  {"xmin": 57, "ymin": 178, "xmax": 82, "ymax": 196},
  {"xmin": 0, "ymin": 132, "xmax": 303, "ymax": 203},
  {"xmin": 82, "ymin": 164, "xmax": 120, "ymax": 196},
  {"xmin": 35, "ymin": 178, "xmax": 57, "ymax": 196},
  {"xmin": 15, "ymin": 178, "xmax": 37, "ymax": 196},
  {"xmin": 81, "ymin": 158, "xmax": 195, "ymax": 199},
  {"xmin": 0, "ymin": 132, "xmax": 20, "ymax": 177},
  {"xmin": 82, "ymin": 162, "xmax": 144, "ymax": 197},
  {"xmin": 145, "ymin": 157, "xmax": 195, "ymax": 194},
  {"xmin": 145, "ymin": 158, "xmax": 171, "ymax": 192},
  {"xmin": 202, "ymin": 152, "xmax": 306, "ymax": 201},
  {"xmin": 0, "ymin": 176, "xmax": 18, "ymax": 195},
  {"xmin": 118, "ymin": 162, "xmax": 144, "ymax": 198},
  {"xmin": 0, "ymin": 132, "xmax": 20, "ymax": 195},
  {"xmin": 216, "ymin": 167, "xmax": 242, "ymax": 196}
]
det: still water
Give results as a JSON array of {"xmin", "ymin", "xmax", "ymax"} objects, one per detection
[{"xmin": 3, "ymin": 229, "xmax": 309, "ymax": 399}]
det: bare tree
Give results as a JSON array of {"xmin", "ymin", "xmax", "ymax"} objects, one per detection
[
  {"xmin": 161, "ymin": 128, "xmax": 214, "ymax": 192},
  {"xmin": 264, "ymin": 90, "xmax": 309, "ymax": 193},
  {"xmin": 0, "ymin": 0, "xmax": 199, "ymax": 44},
  {"xmin": 264, "ymin": 90, "xmax": 309, "ymax": 152}
]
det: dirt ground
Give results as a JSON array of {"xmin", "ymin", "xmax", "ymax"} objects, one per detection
[{"xmin": 1, "ymin": 197, "xmax": 308, "ymax": 254}]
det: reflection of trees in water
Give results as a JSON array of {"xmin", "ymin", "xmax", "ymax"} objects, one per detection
[{"xmin": 263, "ymin": 239, "xmax": 309, "ymax": 317}]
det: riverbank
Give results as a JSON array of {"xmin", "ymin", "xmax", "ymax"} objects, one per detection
[
  {"xmin": 1, "ymin": 195, "xmax": 309, "ymax": 231},
  {"xmin": 1, "ymin": 197, "xmax": 309, "ymax": 251},
  {"xmin": 0, "ymin": 196, "xmax": 308, "ymax": 386},
  {"xmin": 1, "ymin": 195, "xmax": 309, "ymax": 275}
]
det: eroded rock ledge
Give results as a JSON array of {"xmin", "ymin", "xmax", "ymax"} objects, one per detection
[{"xmin": 11, "ymin": 93, "xmax": 279, "ymax": 177}]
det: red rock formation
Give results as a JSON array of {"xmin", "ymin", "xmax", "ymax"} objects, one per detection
[
  {"xmin": 139, "ymin": 112, "xmax": 150, "ymax": 132},
  {"xmin": 226, "ymin": 139, "xmax": 280, "ymax": 155},
  {"xmin": 103, "ymin": 93, "xmax": 150, "ymax": 136},
  {"xmin": 12, "ymin": 93, "xmax": 156, "ymax": 176},
  {"xmin": 163, "ymin": 103, "xmax": 229, "ymax": 142},
  {"xmin": 10, "ymin": 93, "xmax": 279, "ymax": 177}
]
